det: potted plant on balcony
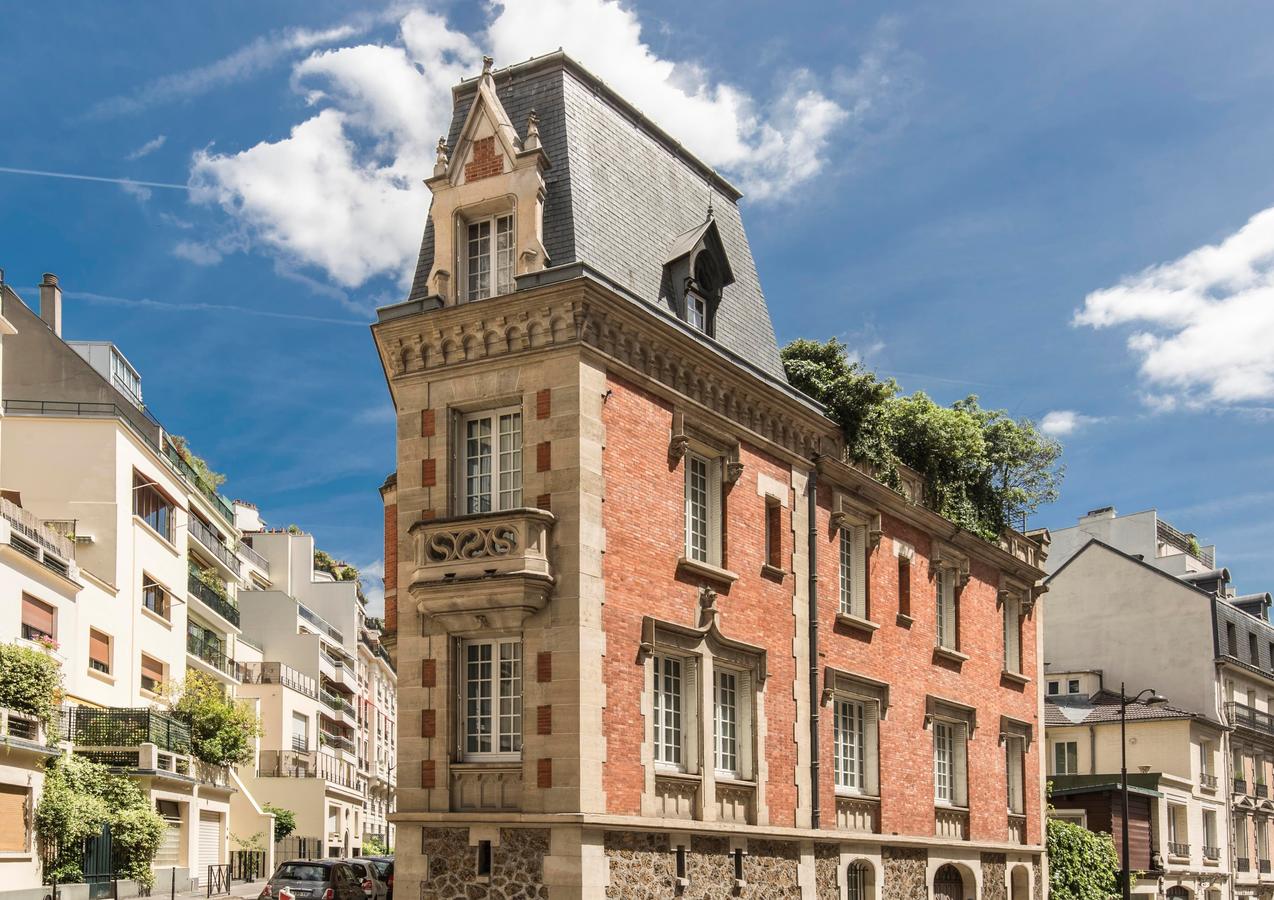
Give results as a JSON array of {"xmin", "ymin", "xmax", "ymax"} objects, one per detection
[
  {"xmin": 0, "ymin": 640, "xmax": 64, "ymax": 739},
  {"xmin": 168, "ymin": 434, "xmax": 227, "ymax": 493}
]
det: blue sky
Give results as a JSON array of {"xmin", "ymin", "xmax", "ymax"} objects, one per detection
[{"xmin": 2, "ymin": 1, "xmax": 1272, "ymax": 606}]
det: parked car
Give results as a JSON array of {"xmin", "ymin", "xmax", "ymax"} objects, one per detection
[
  {"xmin": 362, "ymin": 857, "xmax": 393, "ymax": 900},
  {"xmin": 343, "ymin": 860, "xmax": 387, "ymax": 900},
  {"xmin": 260, "ymin": 860, "xmax": 364, "ymax": 900}
]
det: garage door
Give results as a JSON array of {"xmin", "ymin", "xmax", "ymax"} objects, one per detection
[{"xmin": 198, "ymin": 811, "xmax": 222, "ymax": 877}]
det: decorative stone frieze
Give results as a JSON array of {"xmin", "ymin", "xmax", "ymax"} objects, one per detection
[
  {"xmin": 836, "ymin": 794, "xmax": 882, "ymax": 833},
  {"xmin": 448, "ymin": 762, "xmax": 522, "ymax": 811}
]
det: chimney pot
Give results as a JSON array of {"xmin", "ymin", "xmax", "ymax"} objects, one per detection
[{"xmin": 39, "ymin": 272, "xmax": 62, "ymax": 337}]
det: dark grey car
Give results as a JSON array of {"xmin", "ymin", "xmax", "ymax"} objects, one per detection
[
  {"xmin": 343, "ymin": 860, "xmax": 388, "ymax": 900},
  {"xmin": 260, "ymin": 860, "xmax": 364, "ymax": 900}
]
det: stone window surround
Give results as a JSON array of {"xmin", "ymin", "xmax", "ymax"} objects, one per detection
[
  {"xmin": 446, "ymin": 629, "xmax": 525, "ymax": 765},
  {"xmin": 670, "ymin": 410, "xmax": 743, "ymax": 585},
  {"xmin": 823, "ymin": 666, "xmax": 890, "ymax": 799},
  {"xmin": 453, "ymin": 195, "xmax": 519, "ymax": 304},
  {"xmin": 638, "ymin": 589, "xmax": 768, "ymax": 822},
  {"xmin": 932, "ymin": 541, "xmax": 970, "ymax": 662},
  {"xmin": 927, "ymin": 694, "xmax": 975, "ymax": 809},
  {"xmin": 445, "ymin": 394, "xmax": 525, "ymax": 517}
]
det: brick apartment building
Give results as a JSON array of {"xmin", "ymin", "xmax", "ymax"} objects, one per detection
[{"xmin": 373, "ymin": 53, "xmax": 1049, "ymax": 900}]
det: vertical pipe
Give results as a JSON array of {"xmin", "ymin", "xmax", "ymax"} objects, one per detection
[{"xmin": 808, "ymin": 465, "xmax": 821, "ymax": 829}]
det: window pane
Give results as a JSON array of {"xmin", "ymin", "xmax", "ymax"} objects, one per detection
[
  {"xmin": 498, "ymin": 641, "xmax": 522, "ymax": 753},
  {"xmin": 654, "ymin": 656, "xmax": 682, "ymax": 767},
  {"xmin": 839, "ymin": 529, "xmax": 851, "ymax": 615},
  {"xmin": 497, "ymin": 413, "xmax": 522, "ymax": 510},
  {"xmin": 834, "ymin": 698, "xmax": 866, "ymax": 791},
  {"xmin": 465, "ymin": 416, "xmax": 493, "ymax": 513},
  {"xmin": 934, "ymin": 722, "xmax": 951, "ymax": 803},
  {"xmin": 466, "ymin": 642, "xmax": 493, "ymax": 754},
  {"xmin": 495, "ymin": 215, "xmax": 515, "ymax": 295},
  {"xmin": 685, "ymin": 455, "xmax": 709, "ymax": 562},
  {"xmin": 715, "ymin": 670, "xmax": 737, "ymax": 776},
  {"xmin": 467, "ymin": 221, "xmax": 491, "ymax": 300}
]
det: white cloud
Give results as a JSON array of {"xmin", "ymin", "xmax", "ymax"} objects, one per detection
[
  {"xmin": 126, "ymin": 135, "xmax": 167, "ymax": 160},
  {"xmin": 119, "ymin": 180, "xmax": 153, "ymax": 202},
  {"xmin": 1075, "ymin": 206, "xmax": 1274, "ymax": 408},
  {"xmin": 173, "ymin": 240, "xmax": 223, "ymax": 266},
  {"xmin": 188, "ymin": 1, "xmax": 909, "ymax": 288},
  {"xmin": 1040, "ymin": 410, "xmax": 1102, "ymax": 437}
]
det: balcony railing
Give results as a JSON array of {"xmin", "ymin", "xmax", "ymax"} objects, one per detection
[
  {"xmin": 321, "ymin": 690, "xmax": 356, "ymax": 718},
  {"xmin": 163, "ymin": 442, "xmax": 235, "ymax": 525},
  {"xmin": 186, "ymin": 633, "xmax": 239, "ymax": 679},
  {"xmin": 1201, "ymin": 773, "xmax": 1219, "ymax": 790},
  {"xmin": 319, "ymin": 731, "xmax": 355, "ymax": 754},
  {"xmin": 237, "ymin": 539, "xmax": 270, "ymax": 575},
  {"xmin": 1261, "ymin": 860, "xmax": 1272, "ymax": 874},
  {"xmin": 1235, "ymin": 778, "xmax": 1250, "ymax": 795},
  {"xmin": 1, "ymin": 497, "xmax": 76, "ymax": 560},
  {"xmin": 1227, "ymin": 703, "xmax": 1274, "ymax": 738},
  {"xmin": 299, "ymin": 603, "xmax": 344, "ymax": 643},
  {"xmin": 1, "ymin": 708, "xmax": 48, "ymax": 747},
  {"xmin": 1168, "ymin": 842, "xmax": 1190, "ymax": 859},
  {"xmin": 188, "ymin": 570, "xmax": 240, "ymax": 627},
  {"xmin": 1238, "ymin": 858, "xmax": 1252, "ymax": 873},
  {"xmin": 1259, "ymin": 783, "xmax": 1269, "ymax": 799},
  {"xmin": 189, "ymin": 516, "xmax": 241, "ymax": 576},
  {"xmin": 1203, "ymin": 845, "xmax": 1220, "ymax": 860},
  {"xmin": 257, "ymin": 749, "xmax": 361, "ymax": 789},
  {"xmin": 60, "ymin": 707, "xmax": 191, "ymax": 753},
  {"xmin": 240, "ymin": 662, "xmax": 317, "ymax": 698}
]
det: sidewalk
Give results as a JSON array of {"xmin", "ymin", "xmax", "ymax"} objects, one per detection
[{"xmin": 156, "ymin": 880, "xmax": 266, "ymax": 900}]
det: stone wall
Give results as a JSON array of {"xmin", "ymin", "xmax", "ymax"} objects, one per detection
[
  {"xmin": 603, "ymin": 832, "xmax": 804, "ymax": 899},
  {"xmin": 605, "ymin": 831, "xmax": 675, "ymax": 899},
  {"xmin": 980, "ymin": 853, "xmax": 1006, "ymax": 900},
  {"xmin": 748, "ymin": 840, "xmax": 802, "ymax": 899},
  {"xmin": 814, "ymin": 844, "xmax": 841, "ymax": 899},
  {"xmin": 419, "ymin": 827, "xmax": 548, "ymax": 899},
  {"xmin": 882, "ymin": 847, "xmax": 928, "ymax": 900}
]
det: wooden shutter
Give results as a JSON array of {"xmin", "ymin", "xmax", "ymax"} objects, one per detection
[
  {"xmin": 1007, "ymin": 737, "xmax": 1024, "ymax": 813},
  {"xmin": 708, "ymin": 458, "xmax": 723, "ymax": 567},
  {"xmin": 864, "ymin": 699, "xmax": 880, "ymax": 796},
  {"xmin": 737, "ymin": 670, "xmax": 754, "ymax": 781},
  {"xmin": 89, "ymin": 629, "xmax": 110, "ymax": 670},
  {"xmin": 684, "ymin": 657, "xmax": 700, "ymax": 775},
  {"xmin": 851, "ymin": 526, "xmax": 867, "ymax": 618},
  {"xmin": 0, "ymin": 785, "xmax": 28, "ymax": 851},
  {"xmin": 21, "ymin": 594, "xmax": 55, "ymax": 638},
  {"xmin": 954, "ymin": 723, "xmax": 969, "ymax": 807}
]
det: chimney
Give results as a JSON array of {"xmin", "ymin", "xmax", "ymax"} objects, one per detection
[{"xmin": 39, "ymin": 273, "xmax": 62, "ymax": 336}]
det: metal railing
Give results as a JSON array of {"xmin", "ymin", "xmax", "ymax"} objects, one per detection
[
  {"xmin": 1227, "ymin": 702, "xmax": 1274, "ymax": 738},
  {"xmin": 0, "ymin": 708, "xmax": 44, "ymax": 744},
  {"xmin": 1204, "ymin": 845, "xmax": 1221, "ymax": 859},
  {"xmin": 292, "ymin": 735, "xmax": 309, "ymax": 752},
  {"xmin": 188, "ymin": 570, "xmax": 240, "ymax": 627},
  {"xmin": 207, "ymin": 863, "xmax": 230, "ymax": 897},
  {"xmin": 189, "ymin": 516, "xmax": 241, "ymax": 576},
  {"xmin": 1262, "ymin": 859, "xmax": 1272, "ymax": 874},
  {"xmin": 239, "ymin": 661, "xmax": 317, "ymax": 698},
  {"xmin": 1201, "ymin": 773, "xmax": 1219, "ymax": 790},
  {"xmin": 163, "ymin": 442, "xmax": 235, "ymax": 525},
  {"xmin": 0, "ymin": 497, "xmax": 76, "ymax": 559},
  {"xmin": 257, "ymin": 749, "xmax": 361, "ymax": 789},
  {"xmin": 237, "ymin": 539, "xmax": 270, "ymax": 574},
  {"xmin": 319, "ymin": 731, "xmax": 355, "ymax": 754},
  {"xmin": 299, "ymin": 603, "xmax": 344, "ymax": 643},
  {"xmin": 1259, "ymin": 783, "xmax": 1269, "ymax": 799},
  {"xmin": 1238, "ymin": 858, "xmax": 1252, "ymax": 873},
  {"xmin": 186, "ymin": 634, "xmax": 238, "ymax": 679},
  {"xmin": 1168, "ymin": 842, "xmax": 1190, "ymax": 858},
  {"xmin": 321, "ymin": 690, "xmax": 356, "ymax": 717},
  {"xmin": 1236, "ymin": 778, "xmax": 1250, "ymax": 795},
  {"xmin": 60, "ymin": 706, "xmax": 191, "ymax": 753}
]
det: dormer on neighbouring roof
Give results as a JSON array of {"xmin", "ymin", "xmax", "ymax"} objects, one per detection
[{"xmin": 662, "ymin": 213, "xmax": 735, "ymax": 337}]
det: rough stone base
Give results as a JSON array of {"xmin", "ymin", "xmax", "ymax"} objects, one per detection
[
  {"xmin": 420, "ymin": 826, "xmax": 549, "ymax": 899},
  {"xmin": 882, "ymin": 847, "xmax": 928, "ymax": 900}
]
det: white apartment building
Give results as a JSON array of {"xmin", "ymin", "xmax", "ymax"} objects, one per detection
[
  {"xmin": 1044, "ymin": 506, "xmax": 1274, "ymax": 900},
  {"xmin": 357, "ymin": 616, "xmax": 396, "ymax": 849},
  {"xmin": 0, "ymin": 275, "xmax": 275, "ymax": 894}
]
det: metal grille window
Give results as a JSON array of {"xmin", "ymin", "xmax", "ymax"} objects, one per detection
[
  {"xmin": 653, "ymin": 655, "xmax": 684, "ymax": 769},
  {"xmin": 465, "ymin": 215, "xmax": 514, "ymax": 301},
  {"xmin": 834, "ymin": 698, "xmax": 866, "ymax": 792},
  {"xmin": 463, "ymin": 638, "xmax": 522, "ymax": 758},
  {"xmin": 684, "ymin": 453, "xmax": 721, "ymax": 565},
  {"xmin": 714, "ymin": 669, "xmax": 738, "ymax": 777},
  {"xmin": 462, "ymin": 409, "xmax": 522, "ymax": 513}
]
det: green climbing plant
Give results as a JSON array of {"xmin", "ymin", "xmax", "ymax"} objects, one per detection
[
  {"xmin": 361, "ymin": 835, "xmax": 390, "ymax": 856},
  {"xmin": 1047, "ymin": 817, "xmax": 1120, "ymax": 900},
  {"xmin": 168, "ymin": 435, "xmax": 227, "ymax": 491},
  {"xmin": 0, "ymin": 640, "xmax": 64, "ymax": 734}
]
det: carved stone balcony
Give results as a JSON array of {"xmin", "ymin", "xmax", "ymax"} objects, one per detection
[
  {"xmin": 935, "ymin": 806, "xmax": 970, "ymax": 840},
  {"xmin": 450, "ymin": 763, "xmax": 521, "ymax": 811},
  {"xmin": 409, "ymin": 509, "xmax": 556, "ymax": 630}
]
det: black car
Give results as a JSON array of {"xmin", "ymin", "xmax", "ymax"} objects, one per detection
[
  {"xmin": 260, "ymin": 860, "xmax": 365, "ymax": 900},
  {"xmin": 361, "ymin": 857, "xmax": 393, "ymax": 900}
]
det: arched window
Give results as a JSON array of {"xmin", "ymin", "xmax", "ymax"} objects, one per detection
[
  {"xmin": 846, "ymin": 861, "xmax": 870, "ymax": 900},
  {"xmin": 1166, "ymin": 888, "xmax": 1189, "ymax": 900},
  {"xmin": 934, "ymin": 864, "xmax": 964, "ymax": 900}
]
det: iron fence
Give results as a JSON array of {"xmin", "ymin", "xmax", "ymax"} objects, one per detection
[
  {"xmin": 187, "ymin": 570, "xmax": 240, "ymax": 627},
  {"xmin": 59, "ymin": 706, "xmax": 191, "ymax": 753}
]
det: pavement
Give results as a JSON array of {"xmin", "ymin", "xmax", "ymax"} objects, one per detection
[{"xmin": 147, "ymin": 879, "xmax": 266, "ymax": 900}]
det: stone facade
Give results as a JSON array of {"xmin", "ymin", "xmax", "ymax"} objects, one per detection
[
  {"xmin": 420, "ymin": 827, "xmax": 549, "ymax": 900},
  {"xmin": 604, "ymin": 832, "xmax": 675, "ymax": 899},
  {"xmin": 980, "ymin": 854, "xmax": 1006, "ymax": 900},
  {"xmin": 882, "ymin": 848, "xmax": 928, "ymax": 900},
  {"xmin": 814, "ymin": 845, "xmax": 840, "ymax": 900}
]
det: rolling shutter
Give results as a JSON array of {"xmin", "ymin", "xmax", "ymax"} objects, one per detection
[
  {"xmin": 198, "ymin": 811, "xmax": 221, "ymax": 873},
  {"xmin": 89, "ymin": 629, "xmax": 111, "ymax": 672},
  {"xmin": 22, "ymin": 595, "xmax": 55, "ymax": 638},
  {"xmin": 0, "ymin": 785, "xmax": 29, "ymax": 852}
]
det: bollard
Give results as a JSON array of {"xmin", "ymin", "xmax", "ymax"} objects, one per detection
[{"xmin": 172, "ymin": 866, "xmax": 178, "ymax": 900}]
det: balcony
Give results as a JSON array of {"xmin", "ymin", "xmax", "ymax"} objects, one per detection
[
  {"xmin": 1261, "ymin": 860, "xmax": 1272, "ymax": 875},
  {"xmin": 1235, "ymin": 778, "xmax": 1250, "ymax": 795},
  {"xmin": 1201, "ymin": 773, "xmax": 1219, "ymax": 791},
  {"xmin": 1238, "ymin": 858, "xmax": 1252, "ymax": 873},
  {"xmin": 320, "ymin": 689, "xmax": 358, "ymax": 727},
  {"xmin": 1227, "ymin": 702, "xmax": 1274, "ymax": 738},
  {"xmin": 164, "ymin": 441, "xmax": 235, "ymax": 526},
  {"xmin": 60, "ymin": 708, "xmax": 194, "ymax": 780},
  {"xmin": 1, "ymin": 497, "xmax": 77, "ymax": 580},
  {"xmin": 408, "ymin": 508, "xmax": 556, "ymax": 630},
  {"xmin": 1259, "ymin": 784, "xmax": 1269, "ymax": 799},
  {"xmin": 299, "ymin": 603, "xmax": 344, "ymax": 643},
  {"xmin": 237, "ymin": 539, "xmax": 270, "ymax": 575},
  {"xmin": 319, "ymin": 731, "xmax": 355, "ymax": 755},
  {"xmin": 935, "ymin": 806, "xmax": 970, "ymax": 840},
  {"xmin": 240, "ymin": 662, "xmax": 317, "ymax": 699},
  {"xmin": 1204, "ymin": 846, "xmax": 1221, "ymax": 861},
  {"xmin": 186, "ymin": 633, "xmax": 240, "ymax": 681},
  {"xmin": 189, "ymin": 569, "xmax": 240, "ymax": 628},
  {"xmin": 189, "ymin": 516, "xmax": 241, "ymax": 577},
  {"xmin": 256, "ymin": 749, "xmax": 362, "ymax": 791},
  {"xmin": 1168, "ymin": 842, "xmax": 1190, "ymax": 859}
]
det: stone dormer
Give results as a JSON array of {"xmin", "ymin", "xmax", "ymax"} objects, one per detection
[{"xmin": 423, "ymin": 57, "xmax": 550, "ymax": 305}]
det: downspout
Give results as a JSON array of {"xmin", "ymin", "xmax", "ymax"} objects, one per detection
[{"xmin": 808, "ymin": 465, "xmax": 821, "ymax": 830}]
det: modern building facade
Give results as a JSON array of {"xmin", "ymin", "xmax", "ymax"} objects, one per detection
[
  {"xmin": 1044, "ymin": 506, "xmax": 1274, "ymax": 900},
  {"xmin": 374, "ymin": 54, "xmax": 1050, "ymax": 900}
]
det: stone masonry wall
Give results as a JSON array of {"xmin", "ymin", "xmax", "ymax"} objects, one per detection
[
  {"xmin": 882, "ymin": 847, "xmax": 928, "ymax": 900},
  {"xmin": 980, "ymin": 853, "xmax": 1006, "ymax": 900},
  {"xmin": 420, "ymin": 827, "xmax": 548, "ymax": 900},
  {"xmin": 814, "ymin": 844, "xmax": 841, "ymax": 900},
  {"xmin": 604, "ymin": 832, "xmax": 804, "ymax": 899}
]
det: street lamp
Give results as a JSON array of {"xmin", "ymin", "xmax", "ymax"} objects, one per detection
[{"xmin": 1120, "ymin": 682, "xmax": 1168, "ymax": 900}]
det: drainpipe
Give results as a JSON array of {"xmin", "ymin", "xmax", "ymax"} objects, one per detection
[{"xmin": 808, "ymin": 465, "xmax": 821, "ymax": 830}]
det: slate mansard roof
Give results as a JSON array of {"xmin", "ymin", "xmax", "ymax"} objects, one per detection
[{"xmin": 406, "ymin": 53, "xmax": 788, "ymax": 382}]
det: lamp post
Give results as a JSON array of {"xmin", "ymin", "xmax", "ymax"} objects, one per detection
[{"xmin": 1120, "ymin": 682, "xmax": 1168, "ymax": 900}]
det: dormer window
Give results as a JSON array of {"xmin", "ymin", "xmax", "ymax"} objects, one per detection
[
  {"xmin": 663, "ymin": 215, "xmax": 735, "ymax": 337},
  {"xmin": 465, "ymin": 213, "xmax": 515, "ymax": 301}
]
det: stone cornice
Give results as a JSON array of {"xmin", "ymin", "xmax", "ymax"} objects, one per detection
[{"xmin": 372, "ymin": 275, "xmax": 840, "ymax": 462}]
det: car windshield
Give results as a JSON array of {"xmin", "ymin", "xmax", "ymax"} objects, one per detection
[
  {"xmin": 368, "ymin": 862, "xmax": 392, "ymax": 878},
  {"xmin": 275, "ymin": 864, "xmax": 328, "ymax": 882}
]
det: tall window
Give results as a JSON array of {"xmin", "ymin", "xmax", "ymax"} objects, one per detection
[
  {"xmin": 463, "ymin": 638, "xmax": 522, "ymax": 759},
  {"xmin": 764, "ymin": 498, "xmax": 782, "ymax": 570},
  {"xmin": 898, "ymin": 556, "xmax": 911, "ymax": 618},
  {"xmin": 684, "ymin": 453, "xmax": 722, "ymax": 566},
  {"xmin": 1003, "ymin": 593, "xmax": 1022, "ymax": 673},
  {"xmin": 1200, "ymin": 740, "xmax": 1213, "ymax": 776},
  {"xmin": 1203, "ymin": 810, "xmax": 1218, "ymax": 853},
  {"xmin": 21, "ymin": 594, "xmax": 56, "ymax": 643},
  {"xmin": 839, "ymin": 525, "xmax": 867, "ymax": 619},
  {"xmin": 1005, "ymin": 735, "xmax": 1025, "ymax": 814},
  {"xmin": 133, "ymin": 471, "xmax": 174, "ymax": 541},
  {"xmin": 140, "ymin": 653, "xmax": 165, "ymax": 694},
  {"xmin": 1052, "ymin": 741, "xmax": 1079, "ymax": 775},
  {"xmin": 653, "ymin": 655, "xmax": 686, "ymax": 769},
  {"xmin": 142, "ymin": 575, "xmax": 170, "ymax": 619},
  {"xmin": 466, "ymin": 215, "xmax": 514, "ymax": 301},
  {"xmin": 1228, "ymin": 623, "xmax": 1239, "ymax": 657},
  {"xmin": 834, "ymin": 698, "xmax": 866, "ymax": 793},
  {"xmin": 1235, "ymin": 815, "xmax": 1251, "ymax": 860},
  {"xmin": 88, "ymin": 628, "xmax": 112, "ymax": 675},
  {"xmin": 292, "ymin": 712, "xmax": 309, "ymax": 751},
  {"xmin": 933, "ymin": 720, "xmax": 968, "ymax": 806},
  {"xmin": 714, "ymin": 669, "xmax": 738, "ymax": 777},
  {"xmin": 936, "ymin": 569, "xmax": 958, "ymax": 650},
  {"xmin": 462, "ymin": 408, "xmax": 522, "ymax": 513}
]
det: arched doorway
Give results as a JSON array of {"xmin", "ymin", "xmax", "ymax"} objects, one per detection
[
  {"xmin": 1010, "ymin": 866, "xmax": 1031, "ymax": 900},
  {"xmin": 847, "ymin": 861, "xmax": 874, "ymax": 900},
  {"xmin": 1166, "ymin": 888, "xmax": 1189, "ymax": 900},
  {"xmin": 935, "ymin": 864, "xmax": 964, "ymax": 900}
]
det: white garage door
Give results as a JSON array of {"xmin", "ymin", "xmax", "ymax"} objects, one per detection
[{"xmin": 198, "ymin": 811, "xmax": 222, "ymax": 876}]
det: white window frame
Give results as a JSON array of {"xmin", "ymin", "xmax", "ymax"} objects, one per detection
[
  {"xmin": 653, "ymin": 653, "xmax": 697, "ymax": 773},
  {"xmin": 1003, "ymin": 592, "xmax": 1022, "ymax": 673},
  {"xmin": 839, "ymin": 524, "xmax": 868, "ymax": 620},
  {"xmin": 713, "ymin": 666, "xmax": 753, "ymax": 781},
  {"xmin": 684, "ymin": 452, "xmax": 723, "ymax": 567},
  {"xmin": 687, "ymin": 290, "xmax": 707, "ymax": 332},
  {"xmin": 833, "ymin": 695, "xmax": 880, "ymax": 796},
  {"xmin": 936, "ymin": 568, "xmax": 958, "ymax": 650},
  {"xmin": 1053, "ymin": 740, "xmax": 1079, "ymax": 775},
  {"xmin": 462, "ymin": 637, "xmax": 522, "ymax": 762},
  {"xmin": 933, "ymin": 719, "xmax": 968, "ymax": 807},
  {"xmin": 1005, "ymin": 735, "xmax": 1025, "ymax": 814},
  {"xmin": 463, "ymin": 213, "xmax": 515, "ymax": 301},
  {"xmin": 459, "ymin": 406, "xmax": 523, "ymax": 514}
]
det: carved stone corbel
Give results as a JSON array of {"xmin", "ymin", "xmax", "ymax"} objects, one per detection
[
  {"xmin": 830, "ymin": 492, "xmax": 882, "ymax": 549},
  {"xmin": 724, "ymin": 445, "xmax": 744, "ymax": 484},
  {"xmin": 669, "ymin": 410, "xmax": 688, "ymax": 463}
]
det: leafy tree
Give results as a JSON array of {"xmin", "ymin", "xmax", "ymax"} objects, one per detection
[
  {"xmin": 361, "ymin": 835, "xmax": 390, "ymax": 856},
  {"xmin": 169, "ymin": 672, "xmax": 262, "ymax": 767},
  {"xmin": 1047, "ymin": 817, "xmax": 1120, "ymax": 900},
  {"xmin": 263, "ymin": 804, "xmax": 296, "ymax": 842},
  {"xmin": 0, "ymin": 640, "xmax": 64, "ymax": 733},
  {"xmin": 780, "ymin": 339, "xmax": 1064, "ymax": 538}
]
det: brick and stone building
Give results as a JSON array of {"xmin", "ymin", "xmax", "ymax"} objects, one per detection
[{"xmin": 373, "ymin": 53, "xmax": 1049, "ymax": 899}]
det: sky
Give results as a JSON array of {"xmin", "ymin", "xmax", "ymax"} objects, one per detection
[{"xmin": 2, "ymin": 1, "xmax": 1273, "ymax": 607}]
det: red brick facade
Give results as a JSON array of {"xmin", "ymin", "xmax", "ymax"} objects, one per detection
[{"xmin": 463, "ymin": 136, "xmax": 504, "ymax": 182}]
